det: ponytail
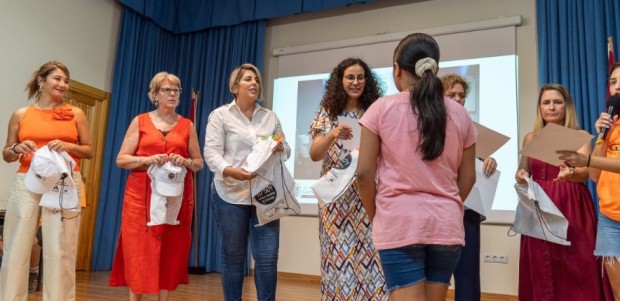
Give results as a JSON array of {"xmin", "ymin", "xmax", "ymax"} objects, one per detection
[{"xmin": 410, "ymin": 57, "xmax": 446, "ymax": 160}]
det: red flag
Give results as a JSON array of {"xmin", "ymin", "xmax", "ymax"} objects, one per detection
[{"xmin": 608, "ymin": 37, "xmax": 615, "ymax": 100}]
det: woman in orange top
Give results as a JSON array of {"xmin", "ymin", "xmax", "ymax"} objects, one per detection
[
  {"xmin": 558, "ymin": 62, "xmax": 620, "ymax": 300},
  {"xmin": 0, "ymin": 61, "xmax": 93, "ymax": 301},
  {"xmin": 109, "ymin": 72, "xmax": 203, "ymax": 301}
]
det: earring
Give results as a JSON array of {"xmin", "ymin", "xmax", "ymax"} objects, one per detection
[
  {"xmin": 38, "ymin": 86, "xmax": 42, "ymax": 91},
  {"xmin": 153, "ymin": 100, "xmax": 159, "ymax": 107}
]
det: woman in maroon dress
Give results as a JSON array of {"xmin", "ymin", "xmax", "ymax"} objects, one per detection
[
  {"xmin": 109, "ymin": 72, "xmax": 203, "ymax": 301},
  {"xmin": 515, "ymin": 84, "xmax": 611, "ymax": 301}
]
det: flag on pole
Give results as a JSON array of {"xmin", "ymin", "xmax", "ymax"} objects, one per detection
[
  {"xmin": 608, "ymin": 37, "xmax": 615, "ymax": 100},
  {"xmin": 189, "ymin": 89, "xmax": 197, "ymax": 123},
  {"xmin": 188, "ymin": 89, "xmax": 205, "ymax": 273}
]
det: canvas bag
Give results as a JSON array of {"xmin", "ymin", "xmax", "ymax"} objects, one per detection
[
  {"xmin": 311, "ymin": 149, "xmax": 358, "ymax": 207},
  {"xmin": 513, "ymin": 177, "xmax": 571, "ymax": 246},
  {"xmin": 250, "ymin": 153, "xmax": 301, "ymax": 226}
]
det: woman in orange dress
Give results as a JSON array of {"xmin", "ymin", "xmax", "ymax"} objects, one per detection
[{"xmin": 109, "ymin": 72, "xmax": 203, "ymax": 301}]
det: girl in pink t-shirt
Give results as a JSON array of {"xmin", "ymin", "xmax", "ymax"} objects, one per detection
[{"xmin": 357, "ymin": 33, "xmax": 477, "ymax": 301}]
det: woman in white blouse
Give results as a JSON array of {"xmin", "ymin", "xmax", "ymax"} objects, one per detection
[{"xmin": 204, "ymin": 63, "xmax": 290, "ymax": 301}]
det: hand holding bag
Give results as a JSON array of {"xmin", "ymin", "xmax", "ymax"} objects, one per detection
[
  {"xmin": 311, "ymin": 149, "xmax": 358, "ymax": 207},
  {"xmin": 513, "ymin": 177, "xmax": 571, "ymax": 246}
]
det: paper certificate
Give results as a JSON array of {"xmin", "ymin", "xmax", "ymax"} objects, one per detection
[
  {"xmin": 520, "ymin": 123, "xmax": 593, "ymax": 166},
  {"xmin": 473, "ymin": 122, "xmax": 510, "ymax": 159},
  {"xmin": 464, "ymin": 159, "xmax": 500, "ymax": 217},
  {"xmin": 338, "ymin": 116, "xmax": 361, "ymax": 151}
]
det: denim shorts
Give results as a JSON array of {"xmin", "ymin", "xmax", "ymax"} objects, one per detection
[
  {"xmin": 595, "ymin": 212, "xmax": 620, "ymax": 257},
  {"xmin": 378, "ymin": 244, "xmax": 462, "ymax": 291}
]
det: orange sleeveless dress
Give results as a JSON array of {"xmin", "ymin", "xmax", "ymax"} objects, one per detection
[{"xmin": 109, "ymin": 113, "xmax": 194, "ymax": 294}]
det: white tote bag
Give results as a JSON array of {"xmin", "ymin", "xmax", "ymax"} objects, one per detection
[
  {"xmin": 311, "ymin": 149, "xmax": 358, "ymax": 207},
  {"xmin": 513, "ymin": 177, "xmax": 571, "ymax": 246},
  {"xmin": 250, "ymin": 154, "xmax": 301, "ymax": 226}
]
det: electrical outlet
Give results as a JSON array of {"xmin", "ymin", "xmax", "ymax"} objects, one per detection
[{"xmin": 483, "ymin": 253, "xmax": 508, "ymax": 264}]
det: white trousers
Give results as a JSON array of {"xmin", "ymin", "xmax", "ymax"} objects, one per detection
[{"xmin": 0, "ymin": 173, "xmax": 81, "ymax": 301}]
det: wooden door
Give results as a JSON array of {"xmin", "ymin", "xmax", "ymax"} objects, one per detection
[{"xmin": 65, "ymin": 80, "xmax": 110, "ymax": 271}]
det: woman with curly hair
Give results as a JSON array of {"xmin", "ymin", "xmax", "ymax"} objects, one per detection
[{"xmin": 308, "ymin": 57, "xmax": 387, "ymax": 300}]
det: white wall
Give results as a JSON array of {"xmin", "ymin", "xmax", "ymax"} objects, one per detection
[
  {"xmin": 264, "ymin": 0, "xmax": 539, "ymax": 296},
  {"xmin": 0, "ymin": 0, "xmax": 122, "ymax": 207}
]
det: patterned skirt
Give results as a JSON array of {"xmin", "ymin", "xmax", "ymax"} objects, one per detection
[{"xmin": 319, "ymin": 184, "xmax": 388, "ymax": 301}]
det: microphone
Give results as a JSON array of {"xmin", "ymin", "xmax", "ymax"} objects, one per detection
[{"xmin": 596, "ymin": 95, "xmax": 620, "ymax": 144}]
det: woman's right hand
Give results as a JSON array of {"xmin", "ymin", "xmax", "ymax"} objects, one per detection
[
  {"xmin": 329, "ymin": 125, "xmax": 353, "ymax": 141},
  {"xmin": 224, "ymin": 166, "xmax": 256, "ymax": 181},
  {"xmin": 14, "ymin": 140, "xmax": 37, "ymax": 157},
  {"xmin": 595, "ymin": 112, "xmax": 615, "ymax": 134},
  {"xmin": 515, "ymin": 168, "xmax": 529, "ymax": 184}
]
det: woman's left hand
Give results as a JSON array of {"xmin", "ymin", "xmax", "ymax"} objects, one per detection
[
  {"xmin": 168, "ymin": 153, "xmax": 189, "ymax": 167},
  {"xmin": 272, "ymin": 142, "xmax": 284, "ymax": 153},
  {"xmin": 482, "ymin": 157, "xmax": 497, "ymax": 177},
  {"xmin": 555, "ymin": 164, "xmax": 573, "ymax": 182},
  {"xmin": 48, "ymin": 140, "xmax": 70, "ymax": 153}
]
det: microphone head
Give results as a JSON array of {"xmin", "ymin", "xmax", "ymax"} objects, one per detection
[{"xmin": 608, "ymin": 94, "xmax": 620, "ymax": 107}]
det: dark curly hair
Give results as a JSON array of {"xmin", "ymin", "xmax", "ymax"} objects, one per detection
[{"xmin": 321, "ymin": 58, "xmax": 382, "ymax": 119}]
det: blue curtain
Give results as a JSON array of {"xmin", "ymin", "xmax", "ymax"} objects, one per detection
[
  {"xmin": 537, "ymin": 0, "xmax": 620, "ymax": 200},
  {"xmin": 118, "ymin": 0, "xmax": 376, "ymax": 34},
  {"xmin": 91, "ymin": 7, "xmax": 266, "ymax": 271}
]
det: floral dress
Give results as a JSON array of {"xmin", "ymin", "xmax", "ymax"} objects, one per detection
[{"xmin": 309, "ymin": 106, "xmax": 388, "ymax": 301}]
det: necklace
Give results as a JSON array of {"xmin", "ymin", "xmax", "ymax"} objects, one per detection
[
  {"xmin": 34, "ymin": 99, "xmax": 63, "ymax": 110},
  {"xmin": 154, "ymin": 111, "xmax": 178, "ymax": 131}
]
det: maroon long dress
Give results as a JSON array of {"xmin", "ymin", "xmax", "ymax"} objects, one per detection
[{"xmin": 518, "ymin": 158, "xmax": 611, "ymax": 301}]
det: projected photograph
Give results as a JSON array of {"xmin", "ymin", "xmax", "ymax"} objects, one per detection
[{"xmin": 294, "ymin": 79, "xmax": 325, "ymax": 180}]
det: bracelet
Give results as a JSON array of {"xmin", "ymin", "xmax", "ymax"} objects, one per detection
[
  {"xmin": 568, "ymin": 167, "xmax": 575, "ymax": 178},
  {"xmin": 135, "ymin": 157, "xmax": 142, "ymax": 166},
  {"xmin": 586, "ymin": 155, "xmax": 591, "ymax": 167},
  {"xmin": 9, "ymin": 143, "xmax": 19, "ymax": 154}
]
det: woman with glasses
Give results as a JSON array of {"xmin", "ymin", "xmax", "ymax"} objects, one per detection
[
  {"xmin": 0, "ymin": 61, "xmax": 93, "ymax": 300},
  {"xmin": 357, "ymin": 33, "xmax": 477, "ymax": 301},
  {"xmin": 205, "ymin": 63, "xmax": 289, "ymax": 301},
  {"xmin": 109, "ymin": 72, "xmax": 204, "ymax": 301},
  {"xmin": 308, "ymin": 58, "xmax": 387, "ymax": 300}
]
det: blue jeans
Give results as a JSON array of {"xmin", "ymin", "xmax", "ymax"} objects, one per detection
[
  {"xmin": 212, "ymin": 194, "xmax": 280, "ymax": 301},
  {"xmin": 379, "ymin": 244, "xmax": 462, "ymax": 291}
]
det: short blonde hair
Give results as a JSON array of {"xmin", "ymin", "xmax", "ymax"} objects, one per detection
[
  {"xmin": 148, "ymin": 72, "xmax": 181, "ymax": 101},
  {"xmin": 440, "ymin": 73, "xmax": 470, "ymax": 97},
  {"xmin": 533, "ymin": 84, "xmax": 580, "ymax": 135},
  {"xmin": 229, "ymin": 63, "xmax": 263, "ymax": 100}
]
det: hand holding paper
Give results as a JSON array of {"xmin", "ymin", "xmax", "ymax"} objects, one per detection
[
  {"xmin": 337, "ymin": 116, "xmax": 361, "ymax": 151},
  {"xmin": 520, "ymin": 123, "xmax": 593, "ymax": 166}
]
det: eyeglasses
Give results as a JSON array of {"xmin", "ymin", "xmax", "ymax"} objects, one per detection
[
  {"xmin": 344, "ymin": 74, "xmax": 366, "ymax": 83},
  {"xmin": 159, "ymin": 88, "xmax": 182, "ymax": 95}
]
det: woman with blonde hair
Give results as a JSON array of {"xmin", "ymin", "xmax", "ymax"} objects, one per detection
[
  {"xmin": 205, "ymin": 63, "xmax": 289, "ymax": 301},
  {"xmin": 109, "ymin": 71, "xmax": 204, "ymax": 301},
  {"xmin": 515, "ymin": 84, "xmax": 609, "ymax": 301}
]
